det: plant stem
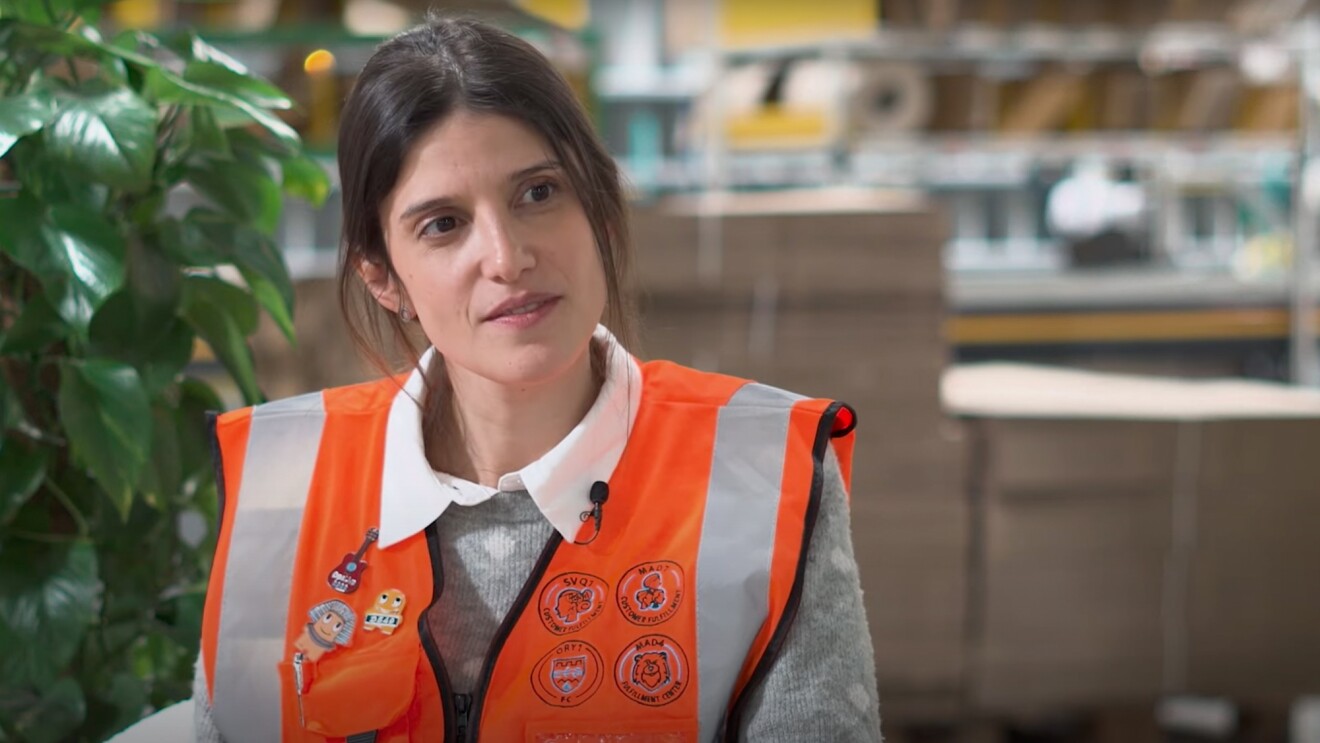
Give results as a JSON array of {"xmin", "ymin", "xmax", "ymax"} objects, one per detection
[
  {"xmin": 155, "ymin": 106, "xmax": 185, "ymax": 172},
  {"xmin": 64, "ymin": 58, "xmax": 81, "ymax": 85},
  {"xmin": 6, "ymin": 528, "xmax": 90, "ymax": 544},
  {"xmin": 12, "ymin": 420, "xmax": 66, "ymax": 447},
  {"xmin": 0, "ymin": 358, "xmax": 52, "ymax": 439},
  {"xmin": 35, "ymin": 0, "xmax": 82, "ymax": 86},
  {"xmin": 45, "ymin": 477, "xmax": 89, "ymax": 536},
  {"xmin": 39, "ymin": 0, "xmax": 62, "ymax": 26}
]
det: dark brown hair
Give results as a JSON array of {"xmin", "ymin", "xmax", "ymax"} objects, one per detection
[{"xmin": 336, "ymin": 17, "xmax": 638, "ymax": 459}]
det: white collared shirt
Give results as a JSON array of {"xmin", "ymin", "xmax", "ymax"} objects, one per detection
[{"xmin": 376, "ymin": 325, "xmax": 642, "ymax": 548}]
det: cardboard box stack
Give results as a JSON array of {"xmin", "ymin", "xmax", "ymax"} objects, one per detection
[
  {"xmin": 943, "ymin": 364, "xmax": 1320, "ymax": 714},
  {"xmin": 633, "ymin": 189, "xmax": 967, "ymax": 716},
  {"xmin": 1189, "ymin": 419, "xmax": 1320, "ymax": 702}
]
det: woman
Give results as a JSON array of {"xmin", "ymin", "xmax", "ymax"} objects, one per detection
[{"xmin": 194, "ymin": 16, "xmax": 880, "ymax": 742}]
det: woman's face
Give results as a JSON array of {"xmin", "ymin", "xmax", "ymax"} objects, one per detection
[{"xmin": 371, "ymin": 110, "xmax": 606, "ymax": 390}]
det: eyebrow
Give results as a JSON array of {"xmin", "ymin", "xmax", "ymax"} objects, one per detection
[{"xmin": 397, "ymin": 159, "xmax": 563, "ymax": 224}]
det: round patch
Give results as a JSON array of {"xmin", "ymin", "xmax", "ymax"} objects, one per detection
[
  {"xmin": 614, "ymin": 634, "xmax": 689, "ymax": 706},
  {"xmin": 616, "ymin": 561, "xmax": 684, "ymax": 626},
  {"xmin": 538, "ymin": 572, "xmax": 608, "ymax": 635},
  {"xmin": 531, "ymin": 640, "xmax": 604, "ymax": 707}
]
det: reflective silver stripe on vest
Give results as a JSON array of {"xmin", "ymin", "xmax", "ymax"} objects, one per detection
[
  {"xmin": 695, "ymin": 382, "xmax": 805, "ymax": 742},
  {"xmin": 213, "ymin": 391, "xmax": 326, "ymax": 743}
]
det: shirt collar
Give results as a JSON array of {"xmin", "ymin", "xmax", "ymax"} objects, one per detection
[{"xmin": 377, "ymin": 325, "xmax": 642, "ymax": 547}]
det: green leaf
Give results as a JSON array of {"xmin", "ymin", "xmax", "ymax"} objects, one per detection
[
  {"xmin": 142, "ymin": 67, "xmax": 299, "ymax": 154},
  {"xmin": 0, "ymin": 191, "xmax": 45, "ymax": 269},
  {"xmin": 181, "ymin": 375, "xmax": 224, "ymax": 413},
  {"xmin": 280, "ymin": 151, "xmax": 330, "ymax": 206},
  {"xmin": 185, "ymin": 157, "xmax": 281, "ymax": 235},
  {"xmin": 136, "ymin": 402, "xmax": 186, "ymax": 506},
  {"xmin": 0, "ymin": 541, "xmax": 101, "ymax": 689},
  {"xmin": 125, "ymin": 236, "xmax": 183, "ymax": 332},
  {"xmin": 4, "ymin": 20, "xmax": 157, "ymax": 68},
  {"xmin": 175, "ymin": 378, "xmax": 224, "ymax": 500},
  {"xmin": 187, "ymin": 214, "xmax": 295, "ymax": 340},
  {"xmin": 88, "ymin": 293, "xmax": 194, "ymax": 395},
  {"xmin": 188, "ymin": 105, "xmax": 231, "ymax": 159},
  {"xmin": 108, "ymin": 28, "xmax": 162, "ymax": 63},
  {"xmin": 241, "ymin": 267, "xmax": 296, "ymax": 343},
  {"xmin": 181, "ymin": 276, "xmax": 261, "ymax": 404},
  {"xmin": 0, "ymin": 439, "xmax": 46, "ymax": 524},
  {"xmin": 109, "ymin": 236, "xmax": 192, "ymax": 390},
  {"xmin": 0, "ymin": 92, "xmax": 58, "ymax": 158},
  {"xmin": 10, "ymin": 677, "xmax": 85, "ymax": 743},
  {"xmin": 46, "ymin": 87, "xmax": 157, "ymax": 192},
  {"xmin": 102, "ymin": 672, "xmax": 148, "ymax": 736},
  {"xmin": 141, "ymin": 320, "xmax": 194, "ymax": 393},
  {"xmin": 167, "ymin": 32, "xmax": 242, "ymax": 69},
  {"xmin": 229, "ymin": 226, "xmax": 295, "ymax": 342},
  {"xmin": 157, "ymin": 214, "xmax": 225, "ymax": 266},
  {"xmin": 184, "ymin": 59, "xmax": 293, "ymax": 110},
  {"xmin": 4, "ymin": 137, "xmax": 111, "ymax": 210},
  {"xmin": 0, "ymin": 196, "xmax": 127, "ymax": 333},
  {"xmin": 1, "ymin": 0, "xmax": 101, "ymax": 25},
  {"xmin": 0, "ymin": 291, "xmax": 69, "ymax": 353},
  {"xmin": 58, "ymin": 359, "xmax": 152, "ymax": 518},
  {"xmin": 0, "ymin": 0, "xmax": 44, "ymax": 22},
  {"xmin": 42, "ymin": 205, "xmax": 129, "ymax": 325},
  {"xmin": 175, "ymin": 32, "xmax": 249, "ymax": 74}
]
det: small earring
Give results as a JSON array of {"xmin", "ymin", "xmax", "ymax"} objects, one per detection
[{"xmin": 399, "ymin": 303, "xmax": 413, "ymax": 323}]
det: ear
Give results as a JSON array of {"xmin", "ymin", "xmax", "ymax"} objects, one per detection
[{"xmin": 357, "ymin": 257, "xmax": 403, "ymax": 314}]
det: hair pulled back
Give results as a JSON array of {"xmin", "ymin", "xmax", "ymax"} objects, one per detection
[{"xmin": 336, "ymin": 16, "xmax": 637, "ymax": 375}]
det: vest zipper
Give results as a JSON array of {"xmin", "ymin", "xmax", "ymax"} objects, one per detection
[
  {"xmin": 453, "ymin": 693, "xmax": 471, "ymax": 740},
  {"xmin": 291, "ymin": 651, "xmax": 306, "ymax": 728},
  {"xmin": 419, "ymin": 521, "xmax": 461, "ymax": 743},
  {"xmin": 464, "ymin": 532, "xmax": 564, "ymax": 741},
  {"xmin": 721, "ymin": 401, "xmax": 845, "ymax": 738}
]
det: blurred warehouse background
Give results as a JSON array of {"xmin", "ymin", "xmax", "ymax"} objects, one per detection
[{"xmin": 103, "ymin": 0, "xmax": 1320, "ymax": 740}]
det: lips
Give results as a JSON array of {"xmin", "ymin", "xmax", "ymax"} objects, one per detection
[{"xmin": 483, "ymin": 293, "xmax": 560, "ymax": 322}]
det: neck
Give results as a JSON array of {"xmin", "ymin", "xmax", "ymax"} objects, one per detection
[{"xmin": 429, "ymin": 343, "xmax": 601, "ymax": 488}]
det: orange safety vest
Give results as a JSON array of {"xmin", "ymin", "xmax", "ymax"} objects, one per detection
[{"xmin": 201, "ymin": 360, "xmax": 855, "ymax": 742}]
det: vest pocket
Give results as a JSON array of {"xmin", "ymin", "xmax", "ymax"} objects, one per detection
[{"xmin": 278, "ymin": 640, "xmax": 421, "ymax": 738}]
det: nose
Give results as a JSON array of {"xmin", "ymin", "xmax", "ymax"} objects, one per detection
[{"xmin": 479, "ymin": 208, "xmax": 535, "ymax": 283}]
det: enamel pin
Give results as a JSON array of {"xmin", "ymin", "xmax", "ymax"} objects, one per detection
[
  {"xmin": 294, "ymin": 598, "xmax": 357, "ymax": 663},
  {"xmin": 363, "ymin": 589, "xmax": 407, "ymax": 635},
  {"xmin": 327, "ymin": 527, "xmax": 379, "ymax": 594}
]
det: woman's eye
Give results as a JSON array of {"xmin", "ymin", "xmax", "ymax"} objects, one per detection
[
  {"xmin": 522, "ymin": 182, "xmax": 555, "ymax": 205},
  {"xmin": 420, "ymin": 215, "xmax": 458, "ymax": 237}
]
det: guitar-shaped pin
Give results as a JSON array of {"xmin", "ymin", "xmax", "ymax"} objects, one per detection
[{"xmin": 327, "ymin": 527, "xmax": 379, "ymax": 594}]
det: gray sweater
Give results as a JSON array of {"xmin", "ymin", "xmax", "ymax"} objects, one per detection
[{"xmin": 194, "ymin": 450, "xmax": 881, "ymax": 741}]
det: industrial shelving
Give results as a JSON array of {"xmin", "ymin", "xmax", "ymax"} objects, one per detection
[
  {"xmin": 588, "ymin": 1, "xmax": 1320, "ymax": 383},
  {"xmin": 161, "ymin": 0, "xmax": 1320, "ymax": 383}
]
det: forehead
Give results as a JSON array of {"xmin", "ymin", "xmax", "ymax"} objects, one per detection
[{"xmin": 384, "ymin": 111, "xmax": 555, "ymax": 213}]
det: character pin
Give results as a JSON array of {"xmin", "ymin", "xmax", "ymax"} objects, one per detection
[
  {"xmin": 363, "ymin": 589, "xmax": 407, "ymax": 635},
  {"xmin": 294, "ymin": 598, "xmax": 357, "ymax": 662},
  {"xmin": 327, "ymin": 527, "xmax": 379, "ymax": 594}
]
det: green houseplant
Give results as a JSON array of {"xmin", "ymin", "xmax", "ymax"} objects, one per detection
[{"xmin": 0, "ymin": 1, "xmax": 328, "ymax": 739}]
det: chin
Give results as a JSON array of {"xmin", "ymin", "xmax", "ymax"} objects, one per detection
[{"xmin": 474, "ymin": 342, "xmax": 586, "ymax": 389}]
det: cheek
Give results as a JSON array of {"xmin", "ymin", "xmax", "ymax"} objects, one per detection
[{"xmin": 566, "ymin": 221, "xmax": 607, "ymax": 293}]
